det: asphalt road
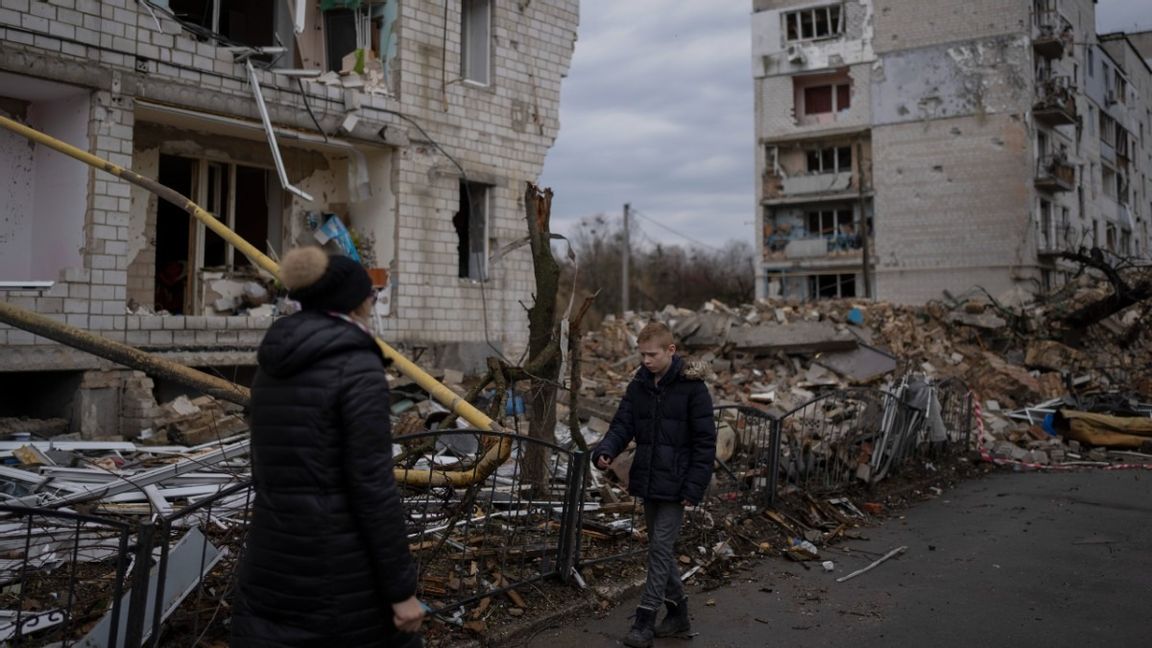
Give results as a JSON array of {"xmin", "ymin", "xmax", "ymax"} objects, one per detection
[{"xmin": 527, "ymin": 470, "xmax": 1152, "ymax": 648}]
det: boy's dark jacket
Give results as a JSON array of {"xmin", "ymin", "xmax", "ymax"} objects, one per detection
[
  {"xmin": 594, "ymin": 355, "xmax": 717, "ymax": 505},
  {"xmin": 232, "ymin": 311, "xmax": 417, "ymax": 647}
]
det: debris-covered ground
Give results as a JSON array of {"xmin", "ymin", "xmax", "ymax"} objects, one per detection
[{"xmin": 1, "ymin": 269, "xmax": 1150, "ymax": 646}]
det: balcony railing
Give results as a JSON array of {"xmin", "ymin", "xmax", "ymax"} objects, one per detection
[
  {"xmin": 765, "ymin": 232, "xmax": 864, "ymax": 261},
  {"xmin": 1035, "ymin": 154, "xmax": 1075, "ymax": 192},
  {"xmin": 1033, "ymin": 11, "xmax": 1073, "ymax": 59},
  {"xmin": 763, "ymin": 171, "xmax": 856, "ymax": 200},
  {"xmin": 1033, "ymin": 77, "xmax": 1077, "ymax": 126}
]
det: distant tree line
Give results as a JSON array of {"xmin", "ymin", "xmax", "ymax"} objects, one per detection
[{"xmin": 556, "ymin": 213, "xmax": 754, "ymax": 327}]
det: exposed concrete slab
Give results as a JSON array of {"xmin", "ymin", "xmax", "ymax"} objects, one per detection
[{"xmin": 728, "ymin": 321, "xmax": 857, "ymax": 354}]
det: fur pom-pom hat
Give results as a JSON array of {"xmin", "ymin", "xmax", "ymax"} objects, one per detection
[{"xmin": 279, "ymin": 247, "xmax": 372, "ymax": 314}]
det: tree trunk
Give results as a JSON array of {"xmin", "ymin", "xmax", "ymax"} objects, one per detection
[{"xmin": 522, "ymin": 183, "xmax": 562, "ymax": 492}]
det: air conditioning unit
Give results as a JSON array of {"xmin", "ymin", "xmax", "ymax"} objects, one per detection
[{"xmin": 786, "ymin": 44, "xmax": 806, "ymax": 64}]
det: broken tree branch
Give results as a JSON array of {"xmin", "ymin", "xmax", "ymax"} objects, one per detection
[
  {"xmin": 567, "ymin": 292, "xmax": 600, "ymax": 452},
  {"xmin": 835, "ymin": 545, "xmax": 907, "ymax": 583}
]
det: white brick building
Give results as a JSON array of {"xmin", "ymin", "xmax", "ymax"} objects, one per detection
[
  {"xmin": 751, "ymin": 0, "xmax": 1152, "ymax": 303},
  {"xmin": 0, "ymin": 0, "xmax": 577, "ymax": 428}
]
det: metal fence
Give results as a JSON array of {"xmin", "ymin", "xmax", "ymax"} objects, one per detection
[
  {"xmin": 0, "ymin": 507, "xmax": 135, "ymax": 647},
  {"xmin": 392, "ymin": 430, "xmax": 586, "ymax": 616},
  {"xmin": 0, "ymin": 379, "xmax": 973, "ymax": 643},
  {"xmin": 776, "ymin": 389, "xmax": 894, "ymax": 493}
]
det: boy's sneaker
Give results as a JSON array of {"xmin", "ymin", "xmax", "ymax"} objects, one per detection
[
  {"xmin": 654, "ymin": 597, "xmax": 692, "ymax": 637},
  {"xmin": 623, "ymin": 606, "xmax": 657, "ymax": 648}
]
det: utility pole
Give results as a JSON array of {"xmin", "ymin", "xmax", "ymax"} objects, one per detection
[
  {"xmin": 856, "ymin": 140, "xmax": 872, "ymax": 299},
  {"xmin": 622, "ymin": 203, "xmax": 630, "ymax": 314}
]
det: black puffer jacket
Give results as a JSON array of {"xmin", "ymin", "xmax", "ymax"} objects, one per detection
[
  {"xmin": 594, "ymin": 355, "xmax": 716, "ymax": 505},
  {"xmin": 231, "ymin": 311, "xmax": 417, "ymax": 648}
]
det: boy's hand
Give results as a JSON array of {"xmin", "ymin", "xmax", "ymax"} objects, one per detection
[{"xmin": 595, "ymin": 455, "xmax": 612, "ymax": 470}]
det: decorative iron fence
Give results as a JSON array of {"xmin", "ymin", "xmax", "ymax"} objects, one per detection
[{"xmin": 0, "ymin": 507, "xmax": 136, "ymax": 647}]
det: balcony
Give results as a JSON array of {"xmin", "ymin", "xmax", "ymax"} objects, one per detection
[
  {"xmin": 763, "ymin": 232, "xmax": 864, "ymax": 268},
  {"xmin": 1035, "ymin": 155, "xmax": 1075, "ymax": 192},
  {"xmin": 1033, "ymin": 77, "xmax": 1078, "ymax": 126},
  {"xmin": 1033, "ymin": 12, "xmax": 1073, "ymax": 59},
  {"xmin": 763, "ymin": 171, "xmax": 856, "ymax": 201}
]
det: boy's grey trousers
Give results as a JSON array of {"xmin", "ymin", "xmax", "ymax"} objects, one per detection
[{"xmin": 639, "ymin": 499, "xmax": 686, "ymax": 609}]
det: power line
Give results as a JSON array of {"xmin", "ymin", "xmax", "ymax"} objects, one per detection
[{"xmin": 629, "ymin": 209, "xmax": 722, "ymax": 251}]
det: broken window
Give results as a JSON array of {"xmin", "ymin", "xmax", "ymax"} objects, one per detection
[
  {"xmin": 1039, "ymin": 198, "xmax": 1053, "ymax": 248},
  {"xmin": 168, "ymin": 0, "xmax": 276, "ymax": 46},
  {"xmin": 1102, "ymin": 166, "xmax": 1117, "ymax": 199},
  {"xmin": 1120, "ymin": 228, "xmax": 1131, "ymax": 255},
  {"xmin": 805, "ymin": 208, "xmax": 854, "ymax": 238},
  {"xmin": 806, "ymin": 146, "xmax": 851, "ymax": 174},
  {"xmin": 783, "ymin": 5, "xmax": 844, "ymax": 42},
  {"xmin": 455, "ymin": 181, "xmax": 489, "ymax": 280},
  {"xmin": 811, "ymin": 273, "xmax": 856, "ymax": 299},
  {"xmin": 154, "ymin": 155, "xmax": 275, "ymax": 315},
  {"xmin": 462, "ymin": 0, "xmax": 492, "ymax": 85},
  {"xmin": 1105, "ymin": 223, "xmax": 1117, "ymax": 251}
]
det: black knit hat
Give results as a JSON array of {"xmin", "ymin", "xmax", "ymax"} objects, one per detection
[{"xmin": 279, "ymin": 247, "xmax": 373, "ymax": 313}]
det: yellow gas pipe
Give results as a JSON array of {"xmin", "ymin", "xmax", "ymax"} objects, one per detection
[{"xmin": 0, "ymin": 115, "xmax": 511, "ymax": 487}]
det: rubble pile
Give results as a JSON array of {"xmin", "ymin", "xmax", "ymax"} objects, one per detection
[{"xmin": 577, "ymin": 271, "xmax": 1152, "ymax": 470}]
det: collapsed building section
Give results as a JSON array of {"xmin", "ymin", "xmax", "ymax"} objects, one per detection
[
  {"xmin": 752, "ymin": 0, "xmax": 1152, "ymax": 304},
  {"xmin": 0, "ymin": 0, "xmax": 579, "ymax": 431}
]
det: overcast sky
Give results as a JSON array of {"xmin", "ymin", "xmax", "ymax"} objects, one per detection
[{"xmin": 538, "ymin": 0, "xmax": 1152, "ymax": 250}]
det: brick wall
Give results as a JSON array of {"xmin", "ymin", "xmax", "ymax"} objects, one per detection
[
  {"xmin": 872, "ymin": 113, "xmax": 1037, "ymax": 303},
  {"xmin": 0, "ymin": 0, "xmax": 579, "ymax": 365},
  {"xmin": 872, "ymin": 0, "xmax": 1029, "ymax": 54}
]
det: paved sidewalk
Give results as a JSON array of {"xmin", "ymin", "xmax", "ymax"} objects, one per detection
[{"xmin": 527, "ymin": 470, "xmax": 1152, "ymax": 647}]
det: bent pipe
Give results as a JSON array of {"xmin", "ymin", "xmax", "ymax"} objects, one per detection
[{"xmin": 0, "ymin": 115, "xmax": 511, "ymax": 488}]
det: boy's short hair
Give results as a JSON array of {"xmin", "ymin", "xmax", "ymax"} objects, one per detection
[{"xmin": 637, "ymin": 322, "xmax": 675, "ymax": 348}]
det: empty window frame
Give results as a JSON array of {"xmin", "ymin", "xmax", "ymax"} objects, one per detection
[
  {"xmin": 802, "ymin": 82, "xmax": 851, "ymax": 115},
  {"xmin": 810, "ymin": 273, "xmax": 856, "ymax": 299},
  {"xmin": 1100, "ymin": 112, "xmax": 1116, "ymax": 145},
  {"xmin": 1039, "ymin": 198, "xmax": 1053, "ymax": 248},
  {"xmin": 806, "ymin": 146, "xmax": 851, "ymax": 174},
  {"xmin": 1102, "ymin": 165, "xmax": 1117, "ymax": 199},
  {"xmin": 1105, "ymin": 223, "xmax": 1117, "ymax": 251},
  {"xmin": 461, "ymin": 0, "xmax": 492, "ymax": 85},
  {"xmin": 455, "ymin": 181, "xmax": 489, "ymax": 280},
  {"xmin": 784, "ymin": 5, "xmax": 844, "ymax": 42},
  {"xmin": 154, "ymin": 155, "xmax": 273, "ymax": 314},
  {"xmin": 1120, "ymin": 228, "xmax": 1131, "ymax": 255},
  {"xmin": 805, "ymin": 208, "xmax": 854, "ymax": 238},
  {"xmin": 168, "ymin": 0, "xmax": 276, "ymax": 46}
]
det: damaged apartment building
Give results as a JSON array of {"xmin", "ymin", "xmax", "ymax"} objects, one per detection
[
  {"xmin": 752, "ymin": 0, "xmax": 1152, "ymax": 303},
  {"xmin": 0, "ymin": 0, "xmax": 577, "ymax": 435}
]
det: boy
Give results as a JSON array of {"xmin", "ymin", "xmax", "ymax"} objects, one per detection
[{"xmin": 593, "ymin": 322, "xmax": 716, "ymax": 648}]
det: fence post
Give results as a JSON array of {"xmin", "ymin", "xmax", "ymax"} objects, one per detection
[
  {"xmin": 557, "ymin": 450, "xmax": 587, "ymax": 583},
  {"xmin": 125, "ymin": 520, "xmax": 155, "ymax": 648},
  {"xmin": 766, "ymin": 416, "xmax": 783, "ymax": 508},
  {"xmin": 963, "ymin": 390, "xmax": 975, "ymax": 450}
]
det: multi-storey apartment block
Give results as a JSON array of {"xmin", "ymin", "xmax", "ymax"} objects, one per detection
[
  {"xmin": 0, "ymin": 0, "xmax": 577, "ymax": 433},
  {"xmin": 752, "ymin": 0, "xmax": 1152, "ymax": 303}
]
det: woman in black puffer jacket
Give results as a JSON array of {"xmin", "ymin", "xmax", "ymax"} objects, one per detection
[{"xmin": 231, "ymin": 247, "xmax": 423, "ymax": 648}]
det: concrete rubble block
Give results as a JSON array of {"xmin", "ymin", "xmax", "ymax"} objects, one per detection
[
  {"xmin": 726, "ymin": 321, "xmax": 857, "ymax": 354},
  {"xmin": 948, "ymin": 311, "xmax": 1008, "ymax": 330},
  {"xmin": 1024, "ymin": 340, "xmax": 1087, "ymax": 372}
]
